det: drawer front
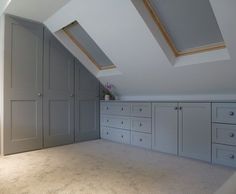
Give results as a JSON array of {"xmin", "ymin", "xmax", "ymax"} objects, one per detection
[
  {"xmin": 131, "ymin": 103, "xmax": 151, "ymax": 117},
  {"xmin": 131, "ymin": 118, "xmax": 152, "ymax": 133},
  {"xmin": 111, "ymin": 128, "xmax": 131, "ymax": 144},
  {"xmin": 212, "ymin": 144, "xmax": 236, "ymax": 168},
  {"xmin": 131, "ymin": 131, "xmax": 151, "ymax": 149},
  {"xmin": 101, "ymin": 102, "xmax": 131, "ymax": 116},
  {"xmin": 101, "ymin": 102, "xmax": 113, "ymax": 114},
  {"xmin": 212, "ymin": 103, "xmax": 236, "ymax": 124},
  {"xmin": 101, "ymin": 116, "xmax": 131, "ymax": 130},
  {"xmin": 112, "ymin": 103, "xmax": 131, "ymax": 116},
  {"xmin": 101, "ymin": 127, "xmax": 113, "ymax": 140},
  {"xmin": 213, "ymin": 124, "xmax": 236, "ymax": 146}
]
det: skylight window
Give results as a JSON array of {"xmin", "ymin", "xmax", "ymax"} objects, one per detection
[
  {"xmin": 63, "ymin": 21, "xmax": 116, "ymax": 70},
  {"xmin": 143, "ymin": 0, "xmax": 226, "ymax": 56}
]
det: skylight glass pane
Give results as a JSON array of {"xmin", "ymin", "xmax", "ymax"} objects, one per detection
[
  {"xmin": 63, "ymin": 22, "xmax": 115, "ymax": 70},
  {"xmin": 147, "ymin": 0, "xmax": 224, "ymax": 52}
]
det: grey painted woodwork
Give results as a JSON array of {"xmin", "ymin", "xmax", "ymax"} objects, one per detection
[
  {"xmin": 75, "ymin": 60, "xmax": 99, "ymax": 142},
  {"xmin": 3, "ymin": 15, "xmax": 43, "ymax": 154},
  {"xmin": 212, "ymin": 124, "xmax": 236, "ymax": 146},
  {"xmin": 43, "ymin": 28, "xmax": 75, "ymax": 148},
  {"xmin": 101, "ymin": 115, "xmax": 131, "ymax": 130},
  {"xmin": 131, "ymin": 103, "xmax": 151, "ymax": 117},
  {"xmin": 152, "ymin": 103, "xmax": 178, "ymax": 155},
  {"xmin": 101, "ymin": 102, "xmax": 131, "ymax": 116},
  {"xmin": 100, "ymin": 102, "xmax": 152, "ymax": 148},
  {"xmin": 212, "ymin": 103, "xmax": 236, "ymax": 125},
  {"xmin": 212, "ymin": 103, "xmax": 236, "ymax": 167},
  {"xmin": 179, "ymin": 103, "xmax": 211, "ymax": 162},
  {"xmin": 212, "ymin": 144, "xmax": 236, "ymax": 168},
  {"xmin": 131, "ymin": 131, "xmax": 151, "ymax": 149},
  {"xmin": 131, "ymin": 117, "xmax": 151, "ymax": 133}
]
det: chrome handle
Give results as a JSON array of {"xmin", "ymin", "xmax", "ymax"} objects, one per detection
[
  {"xmin": 139, "ymin": 138, "xmax": 143, "ymax": 142},
  {"xmin": 37, "ymin": 93, "xmax": 42, "ymax": 97},
  {"xmin": 229, "ymin": 111, "xmax": 235, "ymax": 116},
  {"xmin": 229, "ymin": 154, "xmax": 235, "ymax": 159},
  {"xmin": 229, "ymin": 133, "xmax": 235, "ymax": 138}
]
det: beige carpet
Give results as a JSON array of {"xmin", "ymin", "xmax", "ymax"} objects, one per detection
[{"xmin": 0, "ymin": 140, "xmax": 234, "ymax": 194}]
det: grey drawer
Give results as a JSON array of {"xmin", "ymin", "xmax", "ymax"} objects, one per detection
[
  {"xmin": 101, "ymin": 127, "xmax": 113, "ymax": 140},
  {"xmin": 212, "ymin": 144, "xmax": 236, "ymax": 168},
  {"xmin": 131, "ymin": 103, "xmax": 151, "ymax": 117},
  {"xmin": 101, "ymin": 102, "xmax": 113, "ymax": 114},
  {"xmin": 212, "ymin": 103, "xmax": 236, "ymax": 124},
  {"xmin": 213, "ymin": 123, "xmax": 236, "ymax": 146},
  {"xmin": 131, "ymin": 131, "xmax": 151, "ymax": 149},
  {"xmin": 111, "ymin": 128, "xmax": 131, "ymax": 144},
  {"xmin": 101, "ymin": 102, "xmax": 131, "ymax": 116},
  {"xmin": 112, "ymin": 103, "xmax": 131, "ymax": 116},
  {"xmin": 131, "ymin": 117, "xmax": 151, "ymax": 133},
  {"xmin": 101, "ymin": 116, "xmax": 131, "ymax": 130}
]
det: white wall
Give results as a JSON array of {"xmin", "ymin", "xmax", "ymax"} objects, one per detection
[
  {"xmin": 0, "ymin": 14, "xmax": 5, "ymax": 155},
  {"xmin": 0, "ymin": 0, "xmax": 10, "ymax": 15}
]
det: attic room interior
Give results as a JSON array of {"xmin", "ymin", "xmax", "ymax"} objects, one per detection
[{"xmin": 0, "ymin": 0, "xmax": 236, "ymax": 193}]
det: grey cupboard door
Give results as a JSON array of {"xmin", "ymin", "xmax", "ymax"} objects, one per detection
[
  {"xmin": 3, "ymin": 15, "xmax": 43, "ymax": 154},
  {"xmin": 75, "ymin": 60, "xmax": 99, "ymax": 142},
  {"xmin": 152, "ymin": 103, "xmax": 178, "ymax": 155},
  {"xmin": 43, "ymin": 29, "xmax": 75, "ymax": 148},
  {"xmin": 179, "ymin": 103, "xmax": 211, "ymax": 162}
]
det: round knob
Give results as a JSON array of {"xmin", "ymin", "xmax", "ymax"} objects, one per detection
[
  {"xmin": 229, "ymin": 133, "xmax": 235, "ymax": 138},
  {"xmin": 37, "ymin": 93, "xmax": 42, "ymax": 97},
  {"xmin": 174, "ymin": 107, "xmax": 178, "ymax": 110},
  {"xmin": 139, "ymin": 138, "xmax": 143, "ymax": 142},
  {"xmin": 229, "ymin": 154, "xmax": 235, "ymax": 159},
  {"xmin": 121, "ymin": 107, "xmax": 124, "ymax": 111},
  {"xmin": 121, "ymin": 135, "xmax": 124, "ymax": 138},
  {"xmin": 106, "ymin": 132, "xmax": 109, "ymax": 135},
  {"xmin": 107, "ymin": 120, "xmax": 109, "ymax": 122},
  {"xmin": 121, "ymin": 121, "xmax": 124, "ymax": 124},
  {"xmin": 179, "ymin": 107, "xmax": 183, "ymax": 110},
  {"xmin": 139, "ymin": 108, "xmax": 143, "ymax": 112},
  {"xmin": 139, "ymin": 123, "xmax": 142, "ymax": 127},
  {"xmin": 106, "ymin": 107, "xmax": 109, "ymax": 110},
  {"xmin": 229, "ymin": 111, "xmax": 235, "ymax": 116}
]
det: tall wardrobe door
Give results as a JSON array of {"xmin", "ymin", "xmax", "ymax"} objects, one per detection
[
  {"xmin": 43, "ymin": 29, "xmax": 75, "ymax": 148},
  {"xmin": 75, "ymin": 60, "xmax": 99, "ymax": 142},
  {"xmin": 4, "ymin": 16, "xmax": 43, "ymax": 154}
]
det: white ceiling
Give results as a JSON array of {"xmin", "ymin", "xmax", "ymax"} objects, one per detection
[
  {"xmin": 5, "ymin": 0, "xmax": 71, "ymax": 22},
  {"xmin": 3, "ymin": 0, "xmax": 236, "ymax": 100}
]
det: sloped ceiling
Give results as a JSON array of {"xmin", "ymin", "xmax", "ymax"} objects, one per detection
[{"xmin": 4, "ymin": 0, "xmax": 236, "ymax": 100}]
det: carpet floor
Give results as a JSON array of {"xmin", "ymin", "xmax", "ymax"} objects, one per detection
[{"xmin": 0, "ymin": 140, "xmax": 235, "ymax": 194}]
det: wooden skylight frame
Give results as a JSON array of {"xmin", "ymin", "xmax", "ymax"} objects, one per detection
[
  {"xmin": 143, "ymin": 0, "xmax": 226, "ymax": 57},
  {"xmin": 63, "ymin": 21, "xmax": 116, "ymax": 70}
]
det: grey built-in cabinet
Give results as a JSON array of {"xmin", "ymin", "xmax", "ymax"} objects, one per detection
[
  {"xmin": 101, "ymin": 102, "xmax": 213, "ymax": 164},
  {"xmin": 2, "ymin": 15, "xmax": 100, "ymax": 155}
]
